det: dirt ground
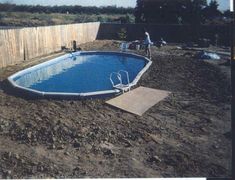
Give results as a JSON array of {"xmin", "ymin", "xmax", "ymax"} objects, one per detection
[{"xmin": 0, "ymin": 40, "xmax": 232, "ymax": 178}]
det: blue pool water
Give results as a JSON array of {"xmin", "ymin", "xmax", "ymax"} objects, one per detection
[{"xmin": 12, "ymin": 52, "xmax": 148, "ymax": 94}]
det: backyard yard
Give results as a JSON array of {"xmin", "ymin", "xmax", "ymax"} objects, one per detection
[{"xmin": 0, "ymin": 40, "xmax": 231, "ymax": 178}]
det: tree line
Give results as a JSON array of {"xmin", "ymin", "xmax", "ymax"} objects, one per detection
[
  {"xmin": 0, "ymin": 3, "xmax": 134, "ymax": 14},
  {"xmin": 0, "ymin": 1, "xmax": 232, "ymax": 25},
  {"xmin": 135, "ymin": 0, "xmax": 232, "ymax": 24}
]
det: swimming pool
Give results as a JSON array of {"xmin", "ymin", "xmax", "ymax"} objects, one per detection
[{"xmin": 8, "ymin": 51, "xmax": 152, "ymax": 98}]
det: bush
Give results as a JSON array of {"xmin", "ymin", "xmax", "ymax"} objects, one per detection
[{"xmin": 117, "ymin": 28, "xmax": 127, "ymax": 40}]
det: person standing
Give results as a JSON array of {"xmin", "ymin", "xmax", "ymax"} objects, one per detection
[{"xmin": 144, "ymin": 29, "xmax": 153, "ymax": 59}]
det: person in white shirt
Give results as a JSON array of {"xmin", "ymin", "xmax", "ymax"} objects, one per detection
[{"xmin": 144, "ymin": 29, "xmax": 153, "ymax": 59}]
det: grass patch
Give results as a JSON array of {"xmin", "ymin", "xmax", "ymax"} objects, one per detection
[{"xmin": 0, "ymin": 11, "xmax": 135, "ymax": 27}]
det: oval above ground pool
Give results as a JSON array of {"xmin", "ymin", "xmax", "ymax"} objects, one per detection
[{"xmin": 8, "ymin": 51, "xmax": 152, "ymax": 98}]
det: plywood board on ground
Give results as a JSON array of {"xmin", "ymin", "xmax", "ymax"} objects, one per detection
[{"xmin": 106, "ymin": 86, "xmax": 171, "ymax": 116}]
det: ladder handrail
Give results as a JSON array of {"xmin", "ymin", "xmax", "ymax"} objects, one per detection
[
  {"xmin": 110, "ymin": 72, "xmax": 122, "ymax": 87},
  {"xmin": 118, "ymin": 70, "xmax": 130, "ymax": 86}
]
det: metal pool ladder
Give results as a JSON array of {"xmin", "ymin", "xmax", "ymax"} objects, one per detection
[{"xmin": 110, "ymin": 70, "xmax": 130, "ymax": 93}]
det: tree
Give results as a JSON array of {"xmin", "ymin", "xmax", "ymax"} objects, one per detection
[
  {"xmin": 209, "ymin": 0, "xmax": 219, "ymax": 9},
  {"xmin": 223, "ymin": 9, "xmax": 233, "ymax": 18},
  {"xmin": 202, "ymin": 0, "xmax": 222, "ymax": 19},
  {"xmin": 0, "ymin": 3, "xmax": 134, "ymax": 14},
  {"xmin": 134, "ymin": 0, "xmax": 207, "ymax": 24},
  {"xmin": 185, "ymin": 0, "xmax": 207, "ymax": 24},
  {"xmin": 135, "ymin": 0, "xmax": 145, "ymax": 23}
]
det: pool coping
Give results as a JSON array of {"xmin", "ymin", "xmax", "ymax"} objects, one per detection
[{"xmin": 8, "ymin": 51, "xmax": 152, "ymax": 98}]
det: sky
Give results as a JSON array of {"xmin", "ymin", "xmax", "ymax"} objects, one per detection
[{"xmin": 0, "ymin": 0, "xmax": 231, "ymax": 11}]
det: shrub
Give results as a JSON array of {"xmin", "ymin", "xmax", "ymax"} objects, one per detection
[{"xmin": 118, "ymin": 28, "xmax": 127, "ymax": 41}]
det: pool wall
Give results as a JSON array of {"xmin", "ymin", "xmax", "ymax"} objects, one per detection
[{"xmin": 8, "ymin": 51, "xmax": 152, "ymax": 98}]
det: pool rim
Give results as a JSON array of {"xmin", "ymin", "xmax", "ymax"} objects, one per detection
[{"xmin": 7, "ymin": 51, "xmax": 152, "ymax": 98}]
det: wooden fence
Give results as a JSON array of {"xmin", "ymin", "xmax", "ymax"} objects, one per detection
[{"xmin": 0, "ymin": 22, "xmax": 100, "ymax": 68}]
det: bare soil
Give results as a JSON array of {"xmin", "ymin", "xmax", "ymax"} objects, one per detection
[{"xmin": 0, "ymin": 40, "xmax": 231, "ymax": 178}]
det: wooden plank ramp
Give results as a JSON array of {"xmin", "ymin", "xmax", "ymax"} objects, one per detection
[{"xmin": 106, "ymin": 86, "xmax": 171, "ymax": 116}]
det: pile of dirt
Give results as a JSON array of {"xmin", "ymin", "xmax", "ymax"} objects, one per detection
[{"xmin": 0, "ymin": 40, "xmax": 231, "ymax": 178}]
